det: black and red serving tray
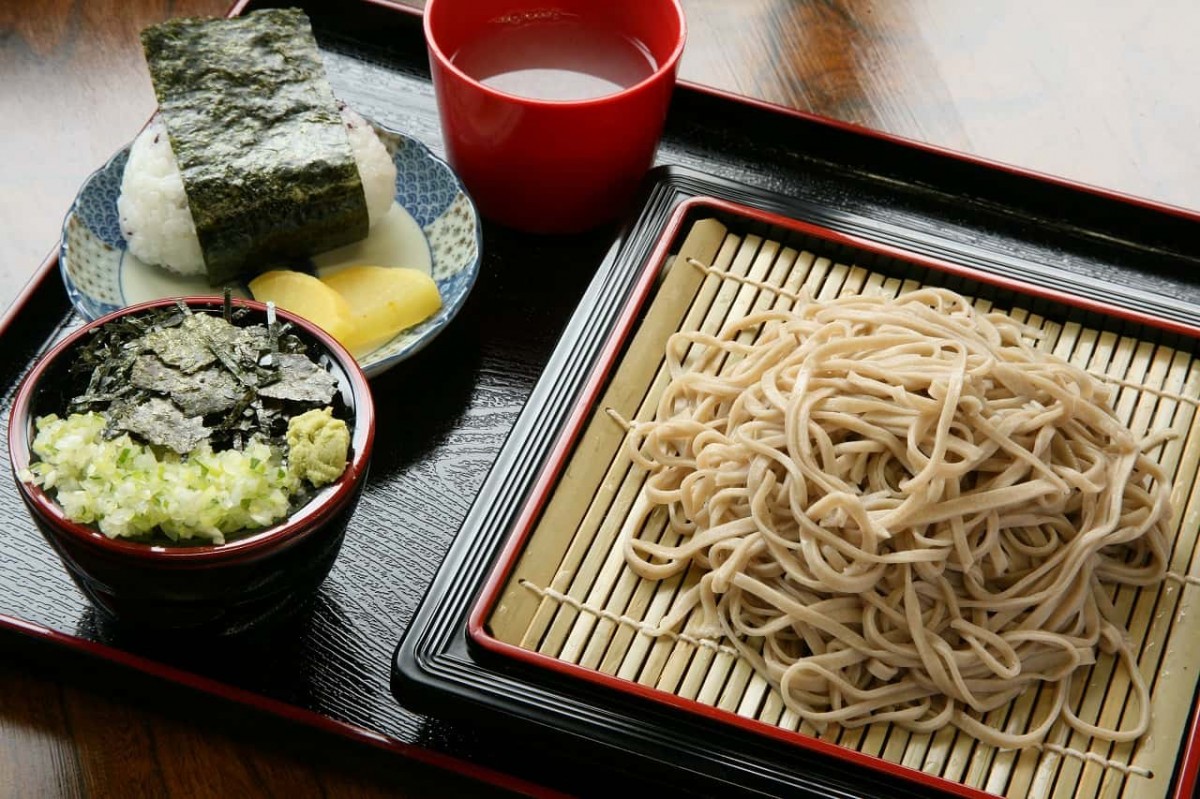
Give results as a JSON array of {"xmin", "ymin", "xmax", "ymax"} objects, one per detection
[
  {"xmin": 2, "ymin": 1, "xmax": 1199, "ymax": 797},
  {"xmin": 436, "ymin": 192, "xmax": 1200, "ymax": 799}
]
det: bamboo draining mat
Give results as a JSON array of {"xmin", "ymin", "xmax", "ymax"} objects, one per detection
[{"xmin": 484, "ymin": 218, "xmax": 1200, "ymax": 799}]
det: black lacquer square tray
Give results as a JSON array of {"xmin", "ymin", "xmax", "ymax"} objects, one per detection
[
  {"xmin": 2, "ymin": 1, "xmax": 1198, "ymax": 797},
  {"xmin": 404, "ymin": 192, "xmax": 1200, "ymax": 799}
]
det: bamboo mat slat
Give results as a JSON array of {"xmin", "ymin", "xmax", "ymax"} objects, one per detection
[{"xmin": 485, "ymin": 218, "xmax": 1200, "ymax": 799}]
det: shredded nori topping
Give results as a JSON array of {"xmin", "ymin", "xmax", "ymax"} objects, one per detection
[
  {"xmin": 113, "ymin": 397, "xmax": 210, "ymax": 455},
  {"xmin": 140, "ymin": 9, "xmax": 369, "ymax": 285},
  {"xmin": 131, "ymin": 354, "xmax": 243, "ymax": 417},
  {"xmin": 67, "ymin": 303, "xmax": 340, "ymax": 454},
  {"xmin": 257, "ymin": 354, "xmax": 340, "ymax": 403}
]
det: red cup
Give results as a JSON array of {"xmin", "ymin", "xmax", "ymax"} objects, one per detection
[{"xmin": 424, "ymin": 0, "xmax": 686, "ymax": 234}]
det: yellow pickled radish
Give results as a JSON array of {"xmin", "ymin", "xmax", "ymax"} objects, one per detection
[
  {"xmin": 248, "ymin": 270, "xmax": 356, "ymax": 345},
  {"xmin": 321, "ymin": 265, "xmax": 442, "ymax": 356}
]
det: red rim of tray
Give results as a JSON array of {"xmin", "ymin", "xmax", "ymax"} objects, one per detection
[{"xmin": 467, "ymin": 195, "xmax": 1200, "ymax": 799}]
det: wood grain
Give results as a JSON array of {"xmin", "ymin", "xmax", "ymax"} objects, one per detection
[
  {"xmin": 0, "ymin": 653, "xmax": 517, "ymax": 798},
  {"xmin": 676, "ymin": 1, "xmax": 1200, "ymax": 213},
  {"xmin": 1, "ymin": 0, "xmax": 1197, "ymax": 796},
  {"xmin": 3, "ymin": 1, "xmax": 1198, "ymax": 314}
]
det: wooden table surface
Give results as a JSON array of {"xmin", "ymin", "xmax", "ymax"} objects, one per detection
[{"xmin": 1, "ymin": 1, "xmax": 1197, "ymax": 796}]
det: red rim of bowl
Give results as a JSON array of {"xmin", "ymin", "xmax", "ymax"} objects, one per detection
[
  {"xmin": 423, "ymin": 0, "xmax": 688, "ymax": 109},
  {"xmin": 7, "ymin": 296, "xmax": 376, "ymax": 565}
]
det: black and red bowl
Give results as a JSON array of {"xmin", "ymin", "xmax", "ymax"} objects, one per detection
[{"xmin": 7, "ymin": 297, "xmax": 375, "ymax": 635}]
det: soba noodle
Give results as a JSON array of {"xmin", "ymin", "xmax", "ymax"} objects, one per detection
[{"xmin": 622, "ymin": 287, "xmax": 1171, "ymax": 748}]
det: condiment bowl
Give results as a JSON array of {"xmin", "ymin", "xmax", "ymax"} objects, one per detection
[{"xmin": 7, "ymin": 297, "xmax": 375, "ymax": 635}]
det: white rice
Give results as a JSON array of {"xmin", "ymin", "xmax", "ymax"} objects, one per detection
[
  {"xmin": 342, "ymin": 105, "xmax": 397, "ymax": 228},
  {"xmin": 117, "ymin": 106, "xmax": 398, "ymax": 277},
  {"xmin": 117, "ymin": 116, "xmax": 206, "ymax": 275}
]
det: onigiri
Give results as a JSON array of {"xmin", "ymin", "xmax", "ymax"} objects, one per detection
[{"xmin": 117, "ymin": 104, "xmax": 397, "ymax": 278}]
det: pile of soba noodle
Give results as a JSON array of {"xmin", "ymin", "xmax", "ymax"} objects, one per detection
[{"xmin": 623, "ymin": 287, "xmax": 1171, "ymax": 748}]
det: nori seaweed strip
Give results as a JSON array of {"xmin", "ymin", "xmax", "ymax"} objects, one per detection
[
  {"xmin": 195, "ymin": 324, "xmax": 257, "ymax": 388},
  {"xmin": 141, "ymin": 9, "xmax": 369, "ymax": 285},
  {"xmin": 113, "ymin": 398, "xmax": 210, "ymax": 455}
]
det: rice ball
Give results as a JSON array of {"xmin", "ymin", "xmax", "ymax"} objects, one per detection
[{"xmin": 117, "ymin": 106, "xmax": 398, "ymax": 277}]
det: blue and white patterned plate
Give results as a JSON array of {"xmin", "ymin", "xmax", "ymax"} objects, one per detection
[{"xmin": 59, "ymin": 121, "xmax": 481, "ymax": 378}]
